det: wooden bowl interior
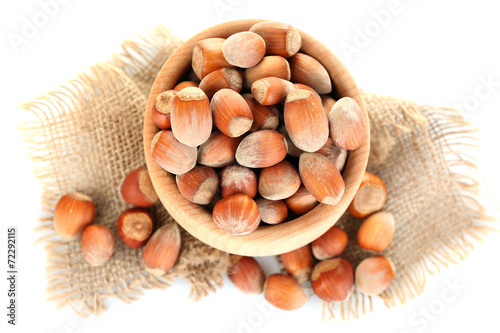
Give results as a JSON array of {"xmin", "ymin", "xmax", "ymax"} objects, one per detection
[{"xmin": 144, "ymin": 19, "xmax": 370, "ymax": 256}]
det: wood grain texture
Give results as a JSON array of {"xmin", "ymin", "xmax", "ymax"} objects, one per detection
[{"xmin": 143, "ymin": 19, "xmax": 370, "ymax": 256}]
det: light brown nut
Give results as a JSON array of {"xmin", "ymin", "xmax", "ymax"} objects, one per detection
[
  {"xmin": 117, "ymin": 208, "xmax": 154, "ymax": 249},
  {"xmin": 357, "ymin": 211, "xmax": 395, "ymax": 252},
  {"xmin": 251, "ymin": 77, "xmax": 295, "ymax": 105},
  {"xmin": 315, "ymin": 138, "xmax": 348, "ymax": 173},
  {"xmin": 120, "ymin": 167, "xmax": 158, "ymax": 208},
  {"xmin": 281, "ymin": 244, "xmax": 315, "ymax": 284},
  {"xmin": 211, "ymin": 89, "xmax": 253, "ymax": 138},
  {"xmin": 142, "ymin": 223, "xmax": 181, "ymax": 276},
  {"xmin": 348, "ymin": 171, "xmax": 388, "ymax": 218},
  {"xmin": 228, "ymin": 256, "xmax": 266, "ymax": 295},
  {"xmin": 81, "ymin": 225, "xmax": 115, "ymax": 266},
  {"xmin": 311, "ymin": 258, "xmax": 354, "ymax": 302},
  {"xmin": 289, "ymin": 53, "xmax": 332, "ymax": 94},
  {"xmin": 284, "ymin": 185, "xmax": 319, "ymax": 215},
  {"xmin": 243, "ymin": 56, "xmax": 290, "ymax": 89},
  {"xmin": 220, "ymin": 165, "xmax": 258, "ymax": 199},
  {"xmin": 153, "ymin": 90, "xmax": 176, "ymax": 129},
  {"xmin": 355, "ymin": 255, "xmax": 395, "ymax": 296},
  {"xmin": 299, "ymin": 153, "xmax": 345, "ymax": 205},
  {"xmin": 284, "ymin": 89, "xmax": 329, "ymax": 152},
  {"xmin": 198, "ymin": 68, "xmax": 242, "ymax": 99},
  {"xmin": 242, "ymin": 94, "xmax": 279, "ymax": 132},
  {"xmin": 328, "ymin": 97, "xmax": 365, "ymax": 150},
  {"xmin": 151, "ymin": 130, "xmax": 197, "ymax": 175},
  {"xmin": 235, "ymin": 130, "xmax": 288, "ymax": 168},
  {"xmin": 264, "ymin": 274, "xmax": 308, "ymax": 310},
  {"xmin": 311, "ymin": 226, "xmax": 348, "ymax": 260},
  {"xmin": 249, "ymin": 21, "xmax": 302, "ymax": 58},
  {"xmin": 212, "ymin": 193, "xmax": 261, "ymax": 235},
  {"xmin": 171, "ymin": 87, "xmax": 212, "ymax": 147},
  {"xmin": 197, "ymin": 131, "xmax": 243, "ymax": 168},
  {"xmin": 222, "ymin": 31, "xmax": 266, "ymax": 68},
  {"xmin": 192, "ymin": 38, "xmax": 235, "ymax": 79},
  {"xmin": 176, "ymin": 166, "xmax": 219, "ymax": 205},
  {"xmin": 255, "ymin": 198, "xmax": 288, "ymax": 225},
  {"xmin": 258, "ymin": 160, "xmax": 301, "ymax": 200},
  {"xmin": 53, "ymin": 192, "xmax": 95, "ymax": 242},
  {"xmin": 173, "ymin": 81, "xmax": 199, "ymax": 91}
]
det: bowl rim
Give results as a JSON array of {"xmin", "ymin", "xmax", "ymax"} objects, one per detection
[{"xmin": 143, "ymin": 19, "xmax": 370, "ymax": 256}]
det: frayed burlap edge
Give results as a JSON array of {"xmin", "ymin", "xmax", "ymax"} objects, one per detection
[
  {"xmin": 19, "ymin": 64, "xmax": 176, "ymax": 316},
  {"xmin": 321, "ymin": 101, "xmax": 498, "ymax": 321},
  {"xmin": 18, "ymin": 26, "xmax": 234, "ymax": 318}
]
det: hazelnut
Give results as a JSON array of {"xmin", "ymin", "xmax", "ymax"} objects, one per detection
[
  {"xmin": 281, "ymin": 244, "xmax": 315, "ymax": 284},
  {"xmin": 242, "ymin": 94, "xmax": 279, "ymax": 132},
  {"xmin": 199, "ymin": 68, "xmax": 242, "ymax": 99},
  {"xmin": 328, "ymin": 97, "xmax": 365, "ymax": 150},
  {"xmin": 228, "ymin": 256, "xmax": 266, "ymax": 295},
  {"xmin": 220, "ymin": 165, "xmax": 258, "ymax": 199},
  {"xmin": 263, "ymin": 274, "xmax": 308, "ymax": 310},
  {"xmin": 142, "ymin": 223, "xmax": 181, "ymax": 276},
  {"xmin": 355, "ymin": 255, "xmax": 395, "ymax": 296},
  {"xmin": 197, "ymin": 131, "xmax": 243, "ymax": 168},
  {"xmin": 357, "ymin": 211, "xmax": 395, "ymax": 252},
  {"xmin": 315, "ymin": 138, "xmax": 348, "ymax": 173},
  {"xmin": 211, "ymin": 89, "xmax": 253, "ymax": 138},
  {"xmin": 53, "ymin": 192, "xmax": 95, "ymax": 242},
  {"xmin": 299, "ymin": 153, "xmax": 345, "ymax": 205},
  {"xmin": 348, "ymin": 171, "xmax": 388, "ymax": 218},
  {"xmin": 192, "ymin": 38, "xmax": 235, "ymax": 79},
  {"xmin": 284, "ymin": 185, "xmax": 319, "ymax": 215},
  {"xmin": 284, "ymin": 89, "xmax": 329, "ymax": 153},
  {"xmin": 152, "ymin": 90, "xmax": 175, "ymax": 129},
  {"xmin": 151, "ymin": 130, "xmax": 197, "ymax": 175},
  {"xmin": 120, "ymin": 167, "xmax": 158, "ymax": 208},
  {"xmin": 222, "ymin": 31, "xmax": 266, "ymax": 68},
  {"xmin": 249, "ymin": 21, "xmax": 302, "ymax": 58},
  {"xmin": 171, "ymin": 87, "xmax": 212, "ymax": 147},
  {"xmin": 173, "ymin": 81, "xmax": 199, "ymax": 91},
  {"xmin": 255, "ymin": 198, "xmax": 288, "ymax": 225},
  {"xmin": 251, "ymin": 77, "xmax": 295, "ymax": 105},
  {"xmin": 258, "ymin": 160, "xmax": 301, "ymax": 200},
  {"xmin": 212, "ymin": 193, "xmax": 261, "ymax": 235},
  {"xmin": 176, "ymin": 166, "xmax": 219, "ymax": 205},
  {"xmin": 243, "ymin": 55, "xmax": 291, "ymax": 89},
  {"xmin": 235, "ymin": 130, "xmax": 288, "ymax": 168},
  {"xmin": 81, "ymin": 225, "xmax": 115, "ymax": 266},
  {"xmin": 117, "ymin": 208, "xmax": 154, "ymax": 249},
  {"xmin": 311, "ymin": 258, "xmax": 354, "ymax": 302},
  {"xmin": 289, "ymin": 52, "xmax": 332, "ymax": 94},
  {"xmin": 311, "ymin": 225, "xmax": 348, "ymax": 260}
]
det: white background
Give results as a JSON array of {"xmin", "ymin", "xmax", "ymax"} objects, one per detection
[{"xmin": 1, "ymin": 0, "xmax": 500, "ymax": 332}]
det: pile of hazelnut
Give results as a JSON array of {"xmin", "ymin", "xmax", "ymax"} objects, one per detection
[
  {"xmin": 229, "ymin": 171, "xmax": 396, "ymax": 310},
  {"xmin": 50, "ymin": 20, "xmax": 396, "ymax": 312},
  {"xmin": 150, "ymin": 20, "xmax": 366, "ymax": 235},
  {"xmin": 52, "ymin": 167, "xmax": 180, "ymax": 276}
]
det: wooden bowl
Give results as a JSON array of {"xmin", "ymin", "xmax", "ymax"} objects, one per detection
[{"xmin": 143, "ymin": 19, "xmax": 370, "ymax": 256}]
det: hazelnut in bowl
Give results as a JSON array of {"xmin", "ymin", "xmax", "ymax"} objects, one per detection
[{"xmin": 143, "ymin": 19, "xmax": 370, "ymax": 256}]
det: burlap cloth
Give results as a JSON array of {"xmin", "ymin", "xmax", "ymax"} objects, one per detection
[{"xmin": 19, "ymin": 25, "xmax": 496, "ymax": 319}]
